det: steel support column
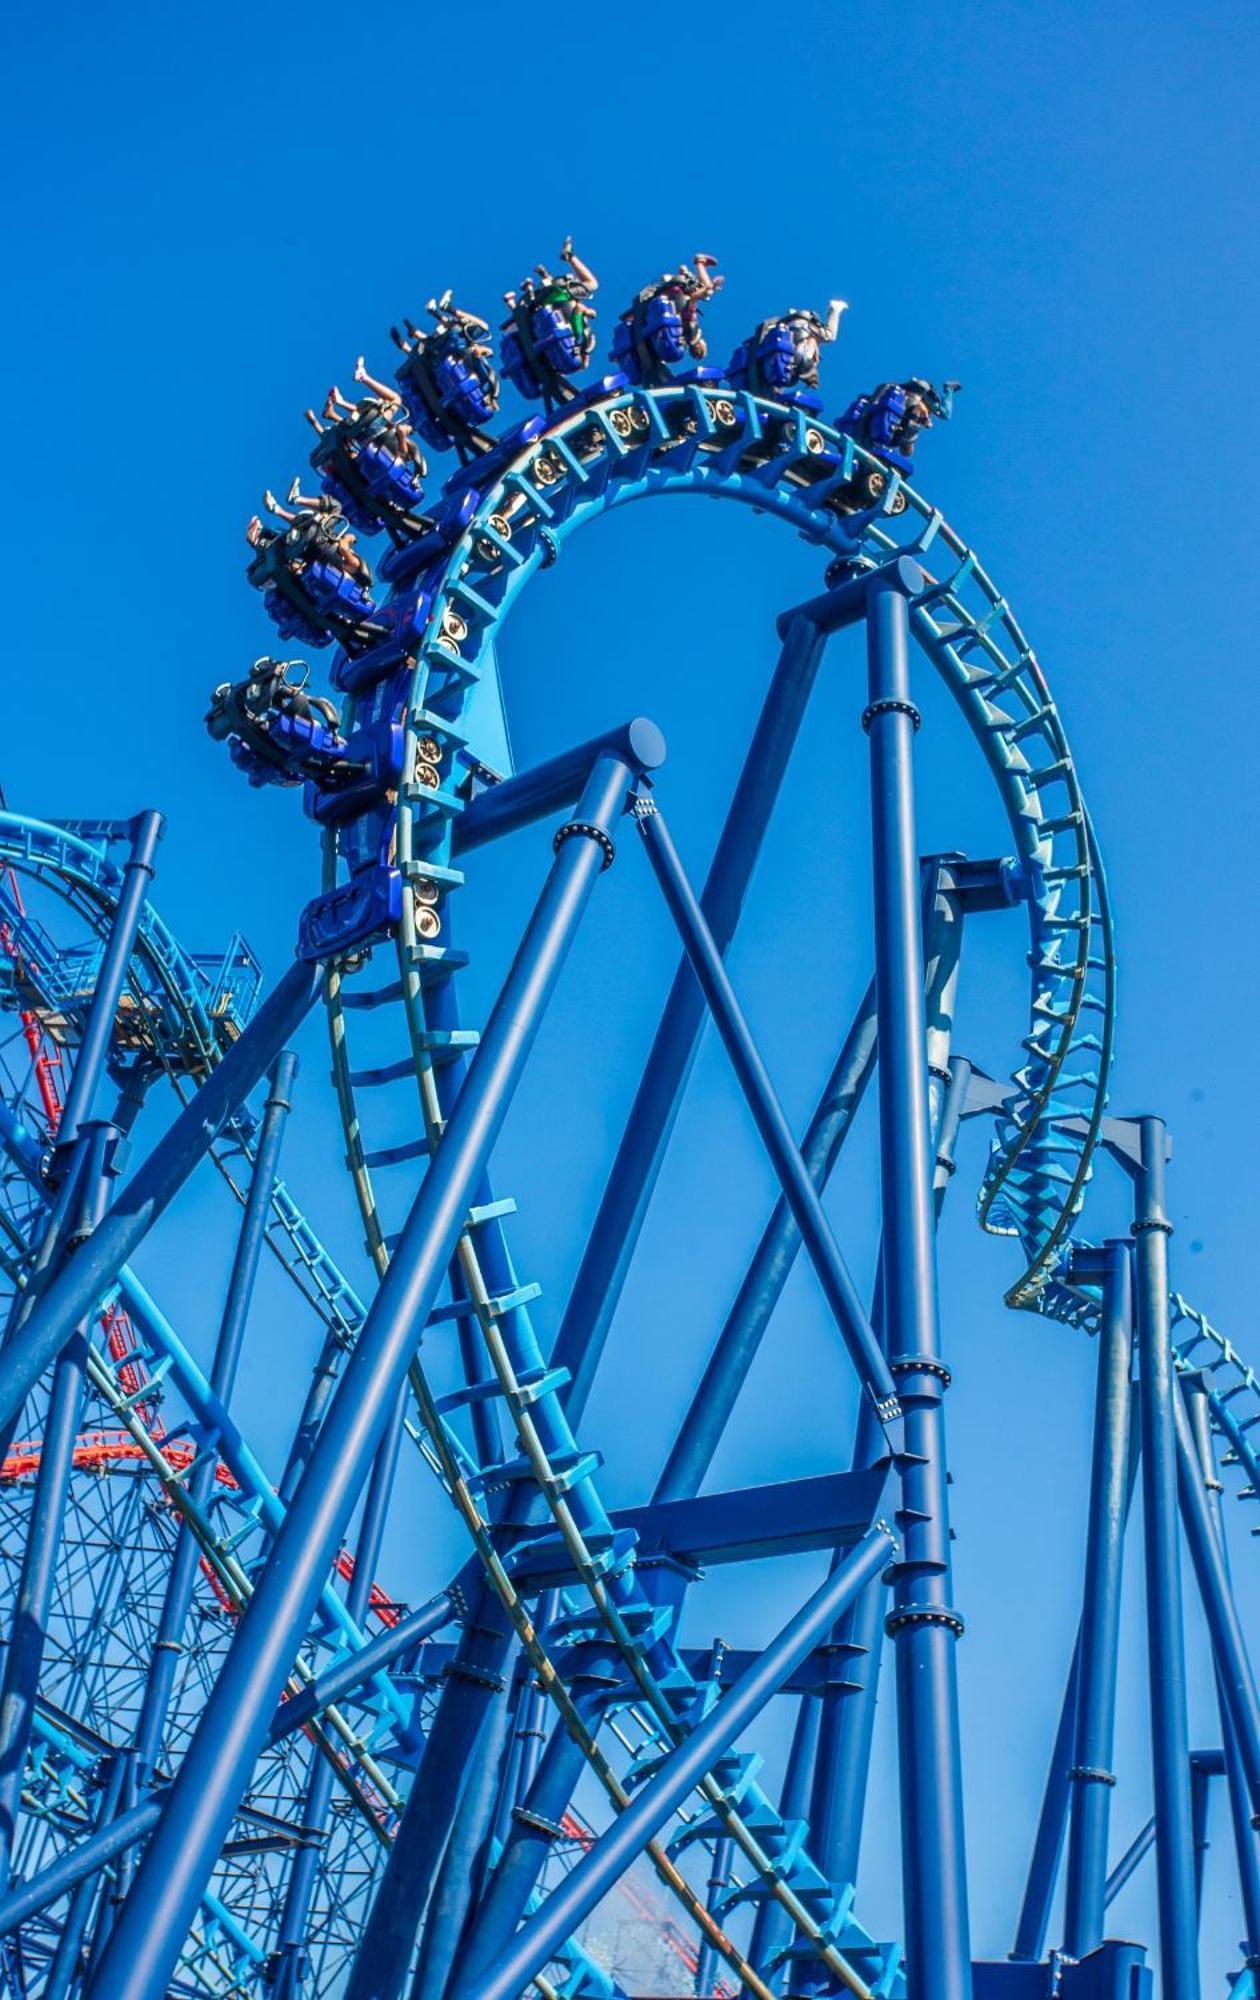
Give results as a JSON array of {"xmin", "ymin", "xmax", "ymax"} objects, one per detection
[
  {"xmin": 635, "ymin": 801, "xmax": 899, "ymax": 1429},
  {"xmin": 132, "ymin": 1050, "xmax": 300, "ymax": 1788},
  {"xmin": 90, "ymin": 746, "xmax": 643, "ymax": 2000},
  {"xmin": 1062, "ymin": 1242, "xmax": 1134, "ymax": 1957},
  {"xmin": 1132, "ymin": 1116, "xmax": 1198, "ymax": 2000},
  {"xmin": 864, "ymin": 565, "xmax": 971, "ymax": 2000}
]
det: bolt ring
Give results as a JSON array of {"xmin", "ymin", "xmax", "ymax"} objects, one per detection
[
  {"xmin": 885, "ymin": 1605, "xmax": 965, "ymax": 1639},
  {"xmin": 862, "ymin": 697, "xmax": 922, "ymax": 733},
  {"xmin": 553, "ymin": 820, "xmax": 615, "ymax": 870},
  {"xmin": 889, "ymin": 1355, "xmax": 953, "ymax": 1387}
]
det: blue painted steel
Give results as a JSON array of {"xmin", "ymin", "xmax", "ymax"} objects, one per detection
[
  {"xmin": 456, "ymin": 1521, "xmax": 897, "ymax": 2000},
  {"xmin": 1173, "ymin": 1390, "xmax": 1260, "ymax": 1819},
  {"xmin": 1063, "ymin": 1241, "xmax": 1133, "ymax": 1958},
  {"xmin": 1180, "ymin": 1376, "xmax": 1260, "ymax": 1958},
  {"xmin": 88, "ymin": 746, "xmax": 643, "ymax": 2000},
  {"xmin": 0, "ymin": 956, "xmax": 327, "ymax": 1431},
  {"xmin": 273, "ymin": 1380, "xmax": 413, "ymax": 2000},
  {"xmin": 133, "ymin": 1050, "xmax": 300, "ymax": 1787},
  {"xmin": 551, "ymin": 613, "xmax": 828, "ymax": 1426},
  {"xmin": 1132, "ymin": 1117, "xmax": 1200, "ymax": 2000},
  {"xmin": 53, "ymin": 810, "xmax": 163, "ymax": 1158},
  {"xmin": 454, "ymin": 717, "xmax": 666, "ymax": 855},
  {"xmin": 635, "ymin": 800, "xmax": 900, "ymax": 1432},
  {"xmin": 864, "ymin": 569, "xmax": 972, "ymax": 2000},
  {"xmin": 654, "ymin": 971, "xmax": 879, "ymax": 1504},
  {"xmin": 812, "ymin": 1027, "xmax": 970, "ymax": 1901}
]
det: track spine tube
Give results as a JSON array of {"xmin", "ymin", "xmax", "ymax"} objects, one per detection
[
  {"xmin": 1132, "ymin": 1116, "xmax": 1200, "ymax": 2000},
  {"xmin": 87, "ymin": 747, "xmax": 641, "ymax": 2000},
  {"xmin": 1062, "ymin": 1241, "xmax": 1133, "ymax": 1957},
  {"xmin": 865, "ymin": 569, "xmax": 972, "ymax": 2000}
]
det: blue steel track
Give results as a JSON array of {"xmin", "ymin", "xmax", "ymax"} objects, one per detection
[{"xmin": 0, "ymin": 299, "xmax": 1255, "ymax": 2000}]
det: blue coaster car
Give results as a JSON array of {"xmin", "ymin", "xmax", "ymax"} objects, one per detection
[
  {"xmin": 297, "ymin": 864, "xmax": 403, "ymax": 962},
  {"xmin": 729, "ymin": 320, "xmax": 799, "ymax": 395},
  {"xmin": 839, "ymin": 386, "xmax": 916, "ymax": 476},
  {"xmin": 829, "ymin": 385, "xmax": 921, "ymax": 513},
  {"xmin": 398, "ymin": 332, "xmax": 500, "ymax": 456},
  {"xmin": 248, "ymin": 519, "xmax": 383, "ymax": 651},
  {"xmin": 311, "ymin": 417, "xmax": 427, "ymax": 540},
  {"xmin": 501, "ymin": 300, "xmax": 591, "ymax": 403},
  {"xmin": 206, "ymin": 669, "xmax": 353, "ymax": 790},
  {"xmin": 227, "ymin": 711, "xmax": 341, "ymax": 789},
  {"xmin": 611, "ymin": 289, "xmax": 689, "ymax": 385}
]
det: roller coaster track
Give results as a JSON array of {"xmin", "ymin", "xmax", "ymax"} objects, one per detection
[
  {"xmin": 297, "ymin": 375, "xmax": 1124, "ymax": 1997},
  {"xmin": 308, "ymin": 367, "xmax": 1260, "ymax": 1994},
  {"xmin": 5, "ymin": 341, "xmax": 1259, "ymax": 1995}
]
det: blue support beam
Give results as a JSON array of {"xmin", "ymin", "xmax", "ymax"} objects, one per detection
[
  {"xmin": 552, "ymin": 612, "xmax": 834, "ymax": 1427},
  {"xmin": 1132, "ymin": 1116, "xmax": 1199, "ymax": 2000},
  {"xmin": 1063, "ymin": 1242, "xmax": 1134, "ymax": 1958},
  {"xmin": 1180, "ymin": 1375, "xmax": 1260, "ymax": 1961},
  {"xmin": 52, "ymin": 811, "xmax": 163, "ymax": 1161},
  {"xmin": 452, "ymin": 1520, "xmax": 898, "ymax": 2000},
  {"xmin": 635, "ymin": 799, "xmax": 900, "ymax": 1434},
  {"xmin": 507, "ymin": 1468, "xmax": 885, "ymax": 1588},
  {"xmin": 863, "ymin": 563, "xmax": 972, "ymax": 2000},
  {"xmin": 88, "ymin": 743, "xmax": 647, "ymax": 2000},
  {"xmin": 132, "ymin": 1050, "xmax": 300, "ymax": 1790},
  {"xmin": 0, "ymin": 955, "xmax": 327, "ymax": 1432}
]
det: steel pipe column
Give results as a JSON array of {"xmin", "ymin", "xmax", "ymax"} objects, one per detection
[
  {"xmin": 864, "ymin": 564, "xmax": 972, "ymax": 2000},
  {"xmin": 1132, "ymin": 1116, "xmax": 1199, "ymax": 2000},
  {"xmin": 89, "ymin": 745, "xmax": 644, "ymax": 2000},
  {"xmin": 1179, "ymin": 1375, "xmax": 1260, "ymax": 1960},
  {"xmin": 1062, "ymin": 1242, "xmax": 1133, "ymax": 1957}
]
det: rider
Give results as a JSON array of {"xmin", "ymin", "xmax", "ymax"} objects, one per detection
[
  {"xmin": 783, "ymin": 300, "xmax": 847, "ymax": 386},
  {"xmin": 666, "ymin": 252, "xmax": 723, "ymax": 360},
  {"xmin": 304, "ymin": 360, "xmax": 427, "ymax": 474},
  {"xmin": 504, "ymin": 235, "xmax": 599, "ymax": 357},
  {"xmin": 245, "ymin": 482, "xmax": 374, "ymax": 589},
  {"xmin": 205, "ymin": 659, "xmax": 348, "ymax": 786}
]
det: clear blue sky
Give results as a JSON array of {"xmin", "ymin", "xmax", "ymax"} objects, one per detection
[{"xmin": 4, "ymin": 0, "xmax": 1259, "ymax": 1986}]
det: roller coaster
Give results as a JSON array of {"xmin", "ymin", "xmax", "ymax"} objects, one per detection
[{"xmin": 0, "ymin": 243, "xmax": 1255, "ymax": 2000}]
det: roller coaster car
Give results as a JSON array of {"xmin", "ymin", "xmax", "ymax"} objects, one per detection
[
  {"xmin": 395, "ymin": 323, "xmax": 500, "ymax": 457},
  {"xmin": 830, "ymin": 379, "xmax": 959, "ymax": 514},
  {"xmin": 728, "ymin": 317, "xmax": 818, "ymax": 397},
  {"xmin": 501, "ymin": 293, "xmax": 593, "ymax": 405},
  {"xmin": 310, "ymin": 412, "xmax": 429, "ymax": 541},
  {"xmin": 247, "ymin": 515, "xmax": 384, "ymax": 651},
  {"xmin": 610, "ymin": 285, "xmax": 699, "ymax": 387},
  {"xmin": 205, "ymin": 665, "xmax": 357, "ymax": 791}
]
